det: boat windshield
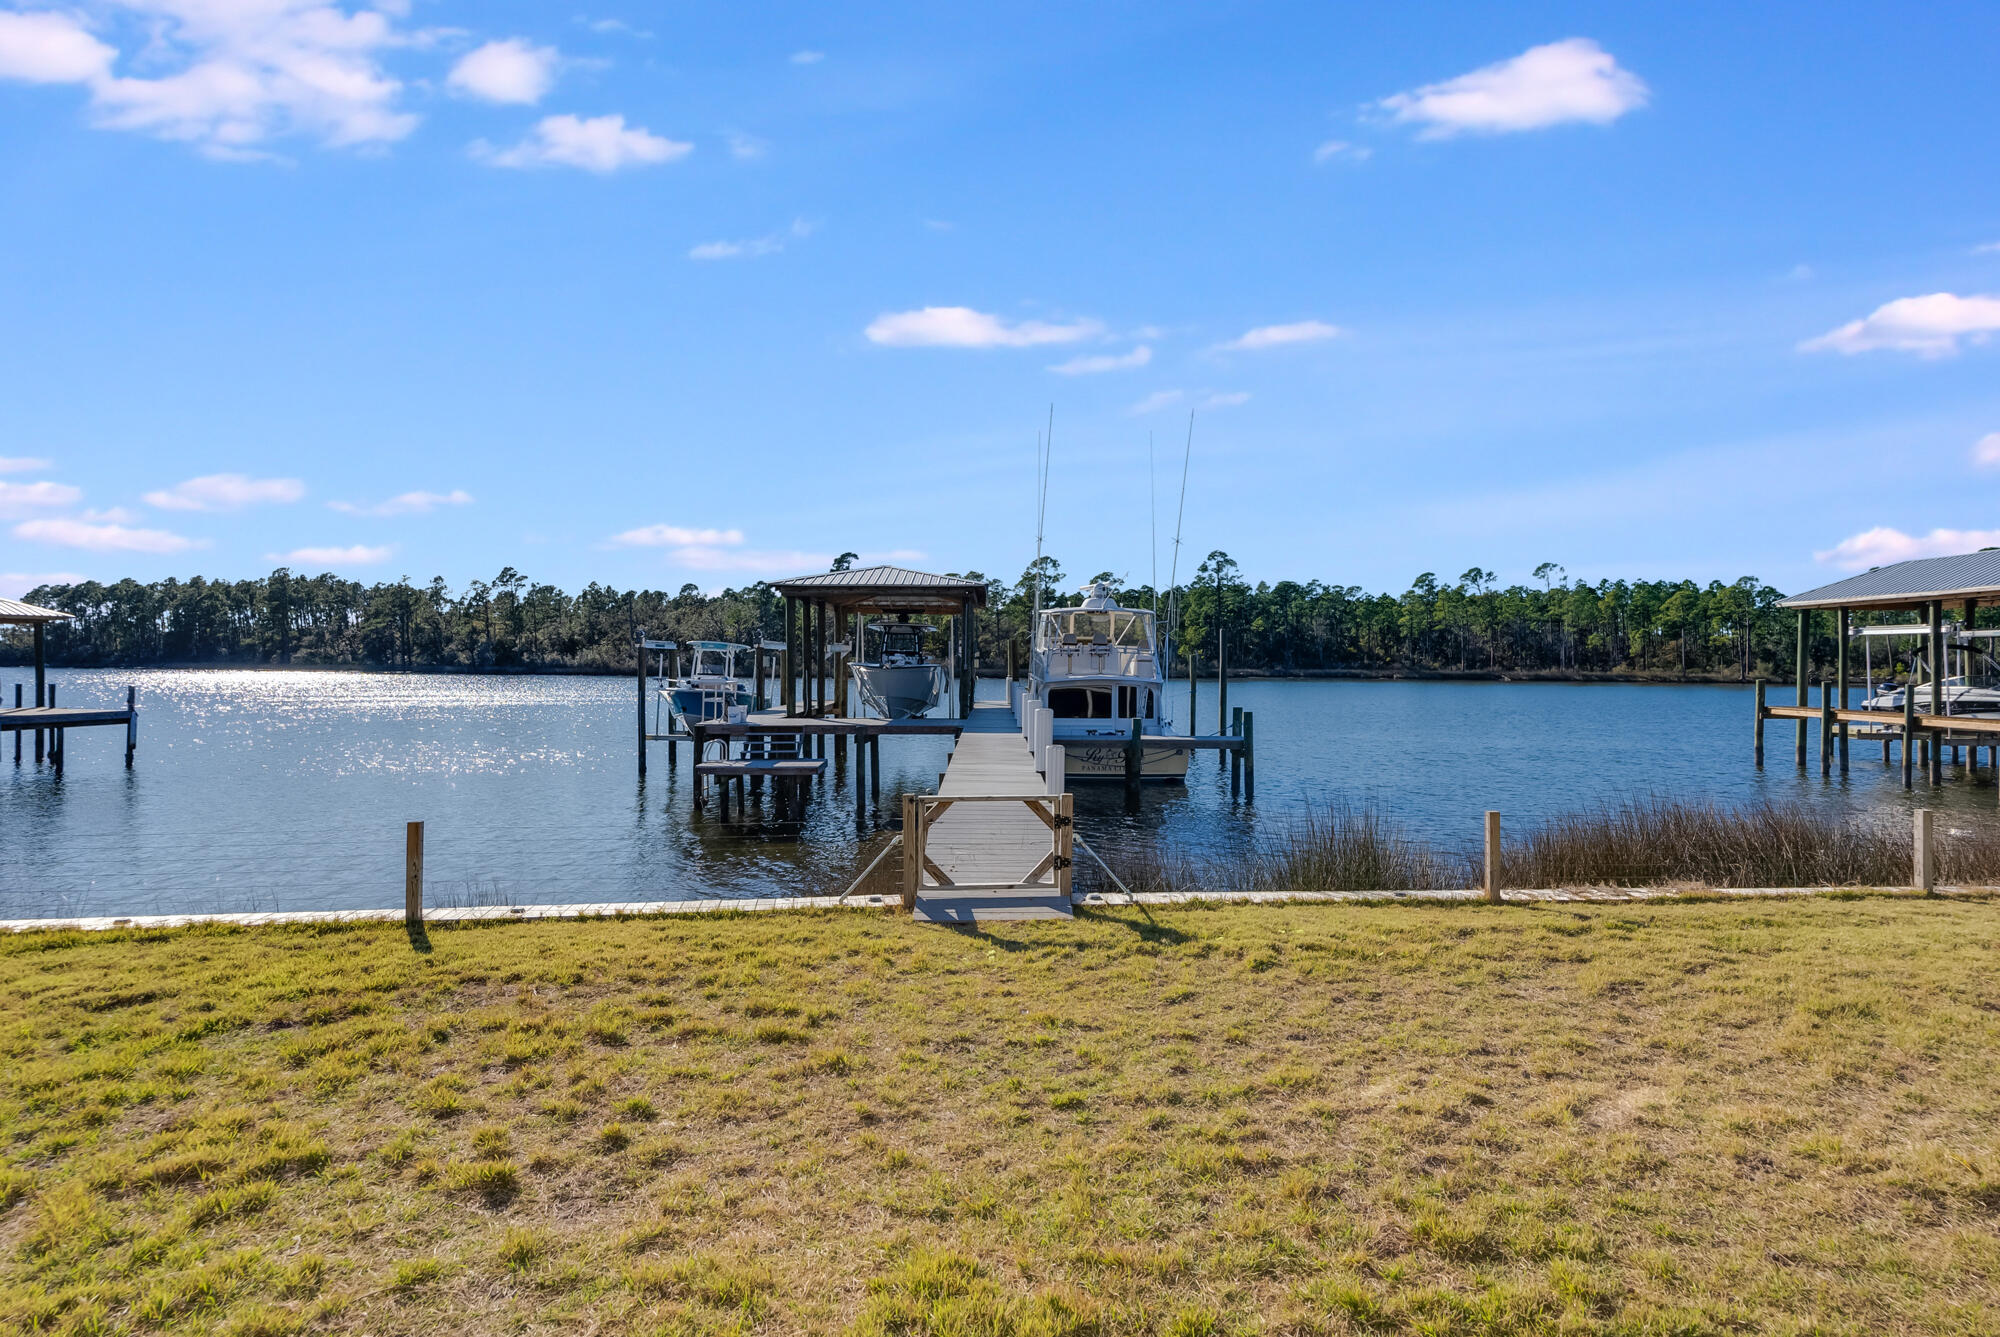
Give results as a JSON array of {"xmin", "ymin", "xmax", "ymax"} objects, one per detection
[
  {"xmin": 1039, "ymin": 607, "xmax": 1154, "ymax": 650},
  {"xmin": 882, "ymin": 628, "xmax": 922, "ymax": 657},
  {"xmin": 693, "ymin": 649, "xmax": 734, "ymax": 677}
]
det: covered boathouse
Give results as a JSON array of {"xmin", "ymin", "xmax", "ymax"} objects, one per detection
[{"xmin": 1771, "ymin": 549, "xmax": 2000, "ymax": 789}]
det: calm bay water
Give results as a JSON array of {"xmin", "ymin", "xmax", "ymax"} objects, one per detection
[{"xmin": 0, "ymin": 668, "xmax": 1978, "ymax": 918}]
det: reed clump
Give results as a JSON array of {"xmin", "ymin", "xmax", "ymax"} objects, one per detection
[{"xmin": 1103, "ymin": 798, "xmax": 2000, "ymax": 894}]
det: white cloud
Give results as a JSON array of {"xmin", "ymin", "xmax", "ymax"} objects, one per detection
[
  {"xmin": 1975, "ymin": 241, "xmax": 2000, "ymax": 255},
  {"xmin": 1816, "ymin": 527, "xmax": 2000, "ymax": 570},
  {"xmin": 0, "ymin": 480, "xmax": 83, "ymax": 518},
  {"xmin": 0, "ymin": 10, "xmax": 113, "ymax": 83},
  {"xmin": 271, "ymin": 543, "xmax": 392, "ymax": 566},
  {"xmin": 1800, "ymin": 292, "xmax": 2000, "ymax": 358},
  {"xmin": 0, "ymin": 571, "xmax": 87, "ymax": 600},
  {"xmin": 1973, "ymin": 433, "xmax": 2000, "ymax": 469},
  {"xmin": 1128, "ymin": 390, "xmax": 1185, "ymax": 416},
  {"xmin": 82, "ymin": 506, "xmax": 140, "ymax": 524},
  {"xmin": 1048, "ymin": 346, "xmax": 1151, "ymax": 375},
  {"xmin": 0, "ymin": 456, "xmax": 52, "ymax": 474},
  {"xmin": 1380, "ymin": 38, "xmax": 1648, "ymax": 138},
  {"xmin": 1202, "ymin": 391, "xmax": 1251, "ymax": 408},
  {"xmin": 448, "ymin": 38, "xmax": 557, "ymax": 105},
  {"xmin": 477, "ymin": 113, "xmax": 690, "ymax": 172},
  {"xmin": 145, "ymin": 473, "xmax": 304, "ymax": 512},
  {"xmin": 14, "ymin": 517, "xmax": 203, "ymax": 554},
  {"xmin": 1785, "ymin": 263, "xmax": 1814, "ymax": 282},
  {"xmin": 583, "ymin": 18, "xmax": 651, "ymax": 39},
  {"xmin": 689, "ymin": 219, "xmax": 813, "ymax": 261},
  {"xmin": 610, "ymin": 524, "xmax": 747, "ymax": 548},
  {"xmin": 1217, "ymin": 320, "xmax": 1343, "ymax": 351},
  {"xmin": 328, "ymin": 489, "xmax": 474, "ymax": 517},
  {"xmin": 865, "ymin": 306, "xmax": 1102, "ymax": 349},
  {"xmin": 0, "ymin": 1, "xmax": 422, "ymax": 158},
  {"xmin": 1312, "ymin": 139, "xmax": 1370, "ymax": 164},
  {"xmin": 725, "ymin": 131, "xmax": 767, "ymax": 160},
  {"xmin": 789, "ymin": 50, "xmax": 823, "ymax": 65}
]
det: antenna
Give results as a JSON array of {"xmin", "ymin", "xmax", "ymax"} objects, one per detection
[
  {"xmin": 1149, "ymin": 431, "xmax": 1158, "ymax": 615},
  {"xmin": 1164, "ymin": 409, "xmax": 1194, "ymax": 691},
  {"xmin": 1033, "ymin": 405, "xmax": 1053, "ymax": 625}
]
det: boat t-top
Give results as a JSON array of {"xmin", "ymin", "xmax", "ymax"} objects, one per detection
[
  {"xmin": 850, "ymin": 621, "xmax": 949, "ymax": 719},
  {"xmin": 1855, "ymin": 623, "xmax": 2000, "ymax": 717},
  {"xmin": 663, "ymin": 641, "xmax": 755, "ymax": 726},
  {"xmin": 1028, "ymin": 580, "xmax": 1189, "ymax": 781}
]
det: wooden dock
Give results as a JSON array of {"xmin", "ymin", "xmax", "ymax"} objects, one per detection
[
  {"xmin": 902, "ymin": 701, "xmax": 1074, "ymax": 924},
  {"xmin": 1, "ymin": 691, "xmax": 137, "ymax": 770}
]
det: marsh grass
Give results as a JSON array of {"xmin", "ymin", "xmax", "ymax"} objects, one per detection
[
  {"xmin": 1103, "ymin": 797, "xmax": 2000, "ymax": 894},
  {"xmin": 1, "ymin": 898, "xmax": 1997, "ymax": 1333}
]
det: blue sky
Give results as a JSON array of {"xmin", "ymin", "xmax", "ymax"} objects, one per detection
[{"xmin": 2, "ymin": 2, "xmax": 1997, "ymax": 600}]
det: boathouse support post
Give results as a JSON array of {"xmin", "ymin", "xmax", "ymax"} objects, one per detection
[
  {"xmin": 34, "ymin": 623, "xmax": 45, "ymax": 763},
  {"xmin": 1902, "ymin": 686, "xmax": 1916, "ymax": 790},
  {"xmin": 1819, "ymin": 680, "xmax": 1834, "ymax": 776},
  {"xmin": 1483, "ymin": 811, "xmax": 1502, "ymax": 904},
  {"xmin": 1913, "ymin": 809, "xmax": 1935, "ymax": 891},
  {"xmin": 1930, "ymin": 600, "xmax": 1946, "ymax": 785},
  {"xmin": 405, "ymin": 821, "xmax": 424, "ymax": 927},
  {"xmin": 753, "ymin": 641, "xmax": 766, "ymax": 713},
  {"xmin": 1753, "ymin": 679, "xmax": 1766, "ymax": 765},
  {"xmin": 1794, "ymin": 610, "xmax": 1808, "ymax": 768},
  {"xmin": 1837, "ymin": 608, "xmax": 1850, "ymax": 773},
  {"xmin": 783, "ymin": 597, "xmax": 796, "ymax": 717},
  {"xmin": 14, "ymin": 683, "xmax": 20, "ymax": 763}
]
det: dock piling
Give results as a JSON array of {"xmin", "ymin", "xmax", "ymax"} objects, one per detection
[
  {"xmin": 125, "ymin": 686, "xmax": 136, "ymax": 766},
  {"xmin": 1819, "ymin": 680, "xmax": 1834, "ymax": 777},
  {"xmin": 1794, "ymin": 609, "xmax": 1808, "ymax": 768},
  {"xmin": 1752, "ymin": 680, "xmax": 1765, "ymax": 766},
  {"xmin": 1242, "ymin": 710, "xmax": 1255, "ymax": 800},
  {"xmin": 1230, "ymin": 706, "xmax": 1243, "ymax": 797},
  {"xmin": 405, "ymin": 821, "xmax": 424, "ymax": 927},
  {"xmin": 1124, "ymin": 717, "xmax": 1141, "ymax": 801},
  {"xmin": 1902, "ymin": 689, "xmax": 1916, "ymax": 790}
]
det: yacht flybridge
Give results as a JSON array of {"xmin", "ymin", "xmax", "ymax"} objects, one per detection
[
  {"xmin": 850, "ymin": 621, "xmax": 949, "ymax": 719},
  {"xmin": 662, "ymin": 641, "xmax": 755, "ymax": 727},
  {"xmin": 1029, "ymin": 581, "xmax": 1189, "ymax": 781}
]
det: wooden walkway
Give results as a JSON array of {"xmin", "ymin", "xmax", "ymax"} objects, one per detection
[{"xmin": 912, "ymin": 701, "xmax": 1071, "ymax": 925}]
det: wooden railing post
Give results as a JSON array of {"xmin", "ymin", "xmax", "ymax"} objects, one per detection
[
  {"xmin": 405, "ymin": 821, "xmax": 424, "ymax": 926},
  {"xmin": 900, "ymin": 795, "xmax": 920, "ymax": 910},
  {"xmin": 1483, "ymin": 811, "xmax": 1502, "ymax": 903},
  {"xmin": 1055, "ymin": 793, "xmax": 1074, "ymax": 899},
  {"xmin": 1913, "ymin": 809, "xmax": 1935, "ymax": 892}
]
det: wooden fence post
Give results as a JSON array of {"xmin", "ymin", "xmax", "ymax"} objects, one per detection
[
  {"xmin": 405, "ymin": 821, "xmax": 424, "ymax": 926},
  {"xmin": 1483, "ymin": 811, "xmax": 1502, "ymax": 904},
  {"xmin": 1913, "ymin": 809, "xmax": 1935, "ymax": 892},
  {"xmin": 1056, "ymin": 792, "xmax": 1075, "ymax": 899}
]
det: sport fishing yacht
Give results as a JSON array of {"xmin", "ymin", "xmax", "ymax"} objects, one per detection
[
  {"xmin": 850, "ymin": 621, "xmax": 949, "ymax": 719},
  {"xmin": 1029, "ymin": 580, "xmax": 1189, "ymax": 781},
  {"xmin": 662, "ymin": 641, "xmax": 755, "ymax": 726}
]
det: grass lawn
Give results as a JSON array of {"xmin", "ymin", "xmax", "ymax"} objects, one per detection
[{"xmin": 1, "ymin": 895, "xmax": 1997, "ymax": 1335}]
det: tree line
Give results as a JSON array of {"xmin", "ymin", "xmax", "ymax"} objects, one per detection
[{"xmin": 3, "ymin": 556, "xmax": 1827, "ymax": 680}]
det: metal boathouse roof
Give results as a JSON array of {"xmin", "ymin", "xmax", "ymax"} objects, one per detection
[{"xmin": 1779, "ymin": 549, "xmax": 2000, "ymax": 611}]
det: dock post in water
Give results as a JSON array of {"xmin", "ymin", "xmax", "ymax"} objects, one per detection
[
  {"xmin": 1242, "ymin": 710, "xmax": 1255, "ymax": 800},
  {"xmin": 1752, "ymin": 679, "xmax": 1765, "ymax": 766},
  {"xmin": 1929, "ymin": 600, "xmax": 1945, "ymax": 786},
  {"xmin": 12, "ymin": 684, "xmax": 19, "ymax": 763},
  {"xmin": 1819, "ymin": 680, "xmax": 1834, "ymax": 777},
  {"xmin": 1124, "ymin": 716, "xmax": 1141, "ymax": 800},
  {"xmin": 1186, "ymin": 651, "xmax": 1197, "ymax": 736},
  {"xmin": 1483, "ymin": 811, "xmax": 1501, "ymax": 903},
  {"xmin": 636, "ymin": 637, "xmax": 647, "ymax": 779},
  {"xmin": 1230, "ymin": 705, "xmax": 1243, "ymax": 797},
  {"xmin": 125, "ymin": 686, "xmax": 136, "ymax": 767},
  {"xmin": 405, "ymin": 821, "xmax": 424, "ymax": 927}
]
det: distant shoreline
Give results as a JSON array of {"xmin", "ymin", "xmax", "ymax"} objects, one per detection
[{"xmin": 9, "ymin": 660, "xmax": 1762, "ymax": 686}]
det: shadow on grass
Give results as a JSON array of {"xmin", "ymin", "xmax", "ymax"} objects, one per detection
[
  {"xmin": 1071, "ymin": 905, "xmax": 1193, "ymax": 946},
  {"xmin": 406, "ymin": 921, "xmax": 432, "ymax": 955}
]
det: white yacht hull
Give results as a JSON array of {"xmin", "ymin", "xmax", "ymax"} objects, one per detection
[{"xmin": 1053, "ymin": 734, "xmax": 1191, "ymax": 782}]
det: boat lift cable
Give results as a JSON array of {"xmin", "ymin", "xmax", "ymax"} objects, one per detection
[
  {"xmin": 1073, "ymin": 835, "xmax": 1135, "ymax": 901},
  {"xmin": 837, "ymin": 834, "xmax": 903, "ymax": 902}
]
